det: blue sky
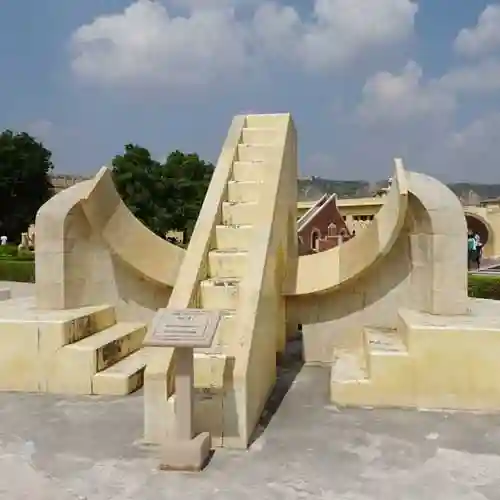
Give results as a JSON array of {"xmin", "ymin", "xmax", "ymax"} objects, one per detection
[{"xmin": 1, "ymin": 0, "xmax": 500, "ymax": 182}]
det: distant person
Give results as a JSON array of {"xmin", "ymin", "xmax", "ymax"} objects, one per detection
[
  {"xmin": 474, "ymin": 233, "xmax": 483, "ymax": 270},
  {"xmin": 0, "ymin": 235, "xmax": 7, "ymax": 246},
  {"xmin": 467, "ymin": 232, "xmax": 477, "ymax": 270}
]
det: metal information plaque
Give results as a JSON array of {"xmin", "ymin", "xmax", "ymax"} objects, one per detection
[{"xmin": 144, "ymin": 308, "xmax": 221, "ymax": 348}]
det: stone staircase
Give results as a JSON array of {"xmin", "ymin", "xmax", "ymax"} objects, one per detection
[
  {"xmin": 330, "ymin": 303, "xmax": 500, "ymax": 411},
  {"xmin": 44, "ymin": 304, "xmax": 148, "ymax": 396},
  {"xmin": 330, "ymin": 326, "xmax": 413, "ymax": 407},
  {"xmin": 197, "ymin": 117, "xmax": 279, "ymax": 355},
  {"xmin": 168, "ymin": 116, "xmax": 284, "ymax": 445}
]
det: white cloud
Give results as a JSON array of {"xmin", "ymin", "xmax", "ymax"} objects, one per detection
[
  {"xmin": 358, "ymin": 54, "xmax": 500, "ymax": 125},
  {"xmin": 448, "ymin": 112, "xmax": 500, "ymax": 153},
  {"xmin": 443, "ymin": 112, "xmax": 500, "ymax": 180},
  {"xmin": 454, "ymin": 5, "xmax": 500, "ymax": 58},
  {"xmin": 252, "ymin": 2, "xmax": 301, "ymax": 58},
  {"xmin": 438, "ymin": 58, "xmax": 500, "ymax": 94},
  {"xmin": 357, "ymin": 61, "xmax": 455, "ymax": 123},
  {"xmin": 253, "ymin": 0, "xmax": 418, "ymax": 69},
  {"xmin": 168, "ymin": 0, "xmax": 263, "ymax": 10},
  {"xmin": 297, "ymin": 0, "xmax": 418, "ymax": 70},
  {"xmin": 70, "ymin": 0, "xmax": 418, "ymax": 88},
  {"xmin": 70, "ymin": 1, "xmax": 249, "ymax": 87}
]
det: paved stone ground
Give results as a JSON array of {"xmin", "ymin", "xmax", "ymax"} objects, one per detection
[
  {"xmin": 0, "ymin": 280, "xmax": 34, "ymax": 298},
  {"xmin": 1, "ymin": 366, "xmax": 500, "ymax": 499}
]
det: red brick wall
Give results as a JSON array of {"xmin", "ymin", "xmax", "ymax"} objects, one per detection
[{"xmin": 298, "ymin": 196, "xmax": 351, "ymax": 255}]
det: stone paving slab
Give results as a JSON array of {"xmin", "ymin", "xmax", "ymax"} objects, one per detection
[
  {"xmin": 1, "ymin": 366, "xmax": 500, "ymax": 499},
  {"xmin": 0, "ymin": 281, "xmax": 34, "ymax": 298}
]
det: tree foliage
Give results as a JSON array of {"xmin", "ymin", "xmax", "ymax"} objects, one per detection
[
  {"xmin": 0, "ymin": 130, "xmax": 53, "ymax": 240},
  {"xmin": 111, "ymin": 145, "xmax": 214, "ymax": 241}
]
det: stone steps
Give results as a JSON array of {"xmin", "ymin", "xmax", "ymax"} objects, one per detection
[
  {"xmin": 208, "ymin": 249, "xmax": 248, "ymax": 279},
  {"xmin": 168, "ymin": 120, "xmax": 277, "ymax": 447},
  {"xmin": 330, "ymin": 328, "xmax": 412, "ymax": 407},
  {"xmin": 93, "ymin": 348, "xmax": 148, "ymax": 395},
  {"xmin": 48, "ymin": 321, "xmax": 146, "ymax": 395}
]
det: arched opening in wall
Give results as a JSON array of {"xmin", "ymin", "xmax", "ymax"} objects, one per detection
[
  {"xmin": 466, "ymin": 215, "xmax": 489, "ymax": 245},
  {"xmin": 327, "ymin": 223, "xmax": 336, "ymax": 237},
  {"xmin": 310, "ymin": 229, "xmax": 320, "ymax": 252}
]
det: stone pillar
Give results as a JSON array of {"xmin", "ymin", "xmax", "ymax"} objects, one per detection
[{"xmin": 174, "ymin": 347, "xmax": 194, "ymax": 440}]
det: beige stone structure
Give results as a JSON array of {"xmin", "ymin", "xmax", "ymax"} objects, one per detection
[
  {"xmin": 144, "ymin": 114, "xmax": 298, "ymax": 449},
  {"xmin": 35, "ymin": 167, "xmax": 184, "ymax": 318},
  {"xmin": 1, "ymin": 112, "xmax": 500, "ymax": 455},
  {"xmin": 299, "ymin": 195, "xmax": 500, "ymax": 259},
  {"xmin": 465, "ymin": 204, "xmax": 500, "ymax": 258},
  {"xmin": 19, "ymin": 223, "xmax": 35, "ymax": 251},
  {"xmin": 0, "ymin": 167, "xmax": 184, "ymax": 396}
]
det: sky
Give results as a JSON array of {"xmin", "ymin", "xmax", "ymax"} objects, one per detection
[{"xmin": 1, "ymin": 0, "xmax": 500, "ymax": 182}]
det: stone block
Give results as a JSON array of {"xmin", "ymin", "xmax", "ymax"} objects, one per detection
[
  {"xmin": 0, "ymin": 320, "xmax": 39, "ymax": 391},
  {"xmin": 222, "ymin": 201, "xmax": 257, "ymax": 226},
  {"xmin": 214, "ymin": 224, "xmax": 253, "ymax": 251},
  {"xmin": 208, "ymin": 250, "xmax": 248, "ymax": 279},
  {"xmin": 46, "ymin": 322, "xmax": 145, "ymax": 394},
  {"xmin": 227, "ymin": 180, "xmax": 261, "ymax": 203},
  {"xmin": 159, "ymin": 432, "xmax": 211, "ymax": 472}
]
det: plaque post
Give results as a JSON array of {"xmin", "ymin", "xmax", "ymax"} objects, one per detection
[
  {"xmin": 174, "ymin": 346, "xmax": 194, "ymax": 441},
  {"xmin": 143, "ymin": 308, "xmax": 221, "ymax": 472}
]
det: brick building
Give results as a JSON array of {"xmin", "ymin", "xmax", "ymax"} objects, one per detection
[{"xmin": 297, "ymin": 193, "xmax": 353, "ymax": 255}]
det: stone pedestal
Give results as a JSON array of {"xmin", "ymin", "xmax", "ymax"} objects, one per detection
[
  {"xmin": 160, "ymin": 432, "xmax": 212, "ymax": 472},
  {"xmin": 143, "ymin": 308, "xmax": 221, "ymax": 472},
  {"xmin": 159, "ymin": 347, "xmax": 212, "ymax": 471}
]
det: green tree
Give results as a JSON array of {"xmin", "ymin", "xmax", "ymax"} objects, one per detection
[
  {"xmin": 111, "ymin": 145, "xmax": 214, "ymax": 241},
  {"xmin": 0, "ymin": 130, "xmax": 53, "ymax": 240}
]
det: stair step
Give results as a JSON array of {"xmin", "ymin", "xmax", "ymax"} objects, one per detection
[
  {"xmin": 215, "ymin": 225, "xmax": 253, "ymax": 251},
  {"xmin": 330, "ymin": 350, "xmax": 372, "ymax": 407},
  {"xmin": 331, "ymin": 350, "xmax": 368, "ymax": 382},
  {"xmin": 47, "ymin": 322, "xmax": 146, "ymax": 394},
  {"xmin": 193, "ymin": 353, "xmax": 228, "ymax": 389},
  {"xmin": 227, "ymin": 180, "xmax": 261, "ymax": 203},
  {"xmin": 208, "ymin": 249, "xmax": 247, "ymax": 279},
  {"xmin": 43, "ymin": 305, "xmax": 117, "ymax": 349},
  {"xmin": 241, "ymin": 127, "xmax": 280, "ymax": 144},
  {"xmin": 93, "ymin": 349, "xmax": 147, "ymax": 395},
  {"xmin": 200, "ymin": 279, "xmax": 240, "ymax": 309},
  {"xmin": 245, "ymin": 114, "xmax": 285, "ymax": 128},
  {"xmin": 330, "ymin": 339, "xmax": 412, "ymax": 407},
  {"xmin": 237, "ymin": 144, "xmax": 279, "ymax": 162},
  {"xmin": 70, "ymin": 322, "xmax": 146, "ymax": 371},
  {"xmin": 366, "ymin": 328, "xmax": 406, "ymax": 353},
  {"xmin": 232, "ymin": 161, "xmax": 266, "ymax": 182},
  {"xmin": 195, "ymin": 312, "xmax": 236, "ymax": 355},
  {"xmin": 222, "ymin": 201, "xmax": 257, "ymax": 225},
  {"xmin": 362, "ymin": 328, "xmax": 413, "ymax": 405}
]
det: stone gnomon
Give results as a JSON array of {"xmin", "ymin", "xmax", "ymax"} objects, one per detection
[{"xmin": 0, "ymin": 114, "xmax": 499, "ymax": 467}]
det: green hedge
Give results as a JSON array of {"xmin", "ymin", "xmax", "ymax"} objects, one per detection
[
  {"xmin": 0, "ymin": 260, "xmax": 35, "ymax": 283},
  {"xmin": 0, "ymin": 244, "xmax": 19, "ymax": 259},
  {"xmin": 0, "ymin": 244, "xmax": 34, "ymax": 262},
  {"xmin": 468, "ymin": 274, "xmax": 500, "ymax": 300}
]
